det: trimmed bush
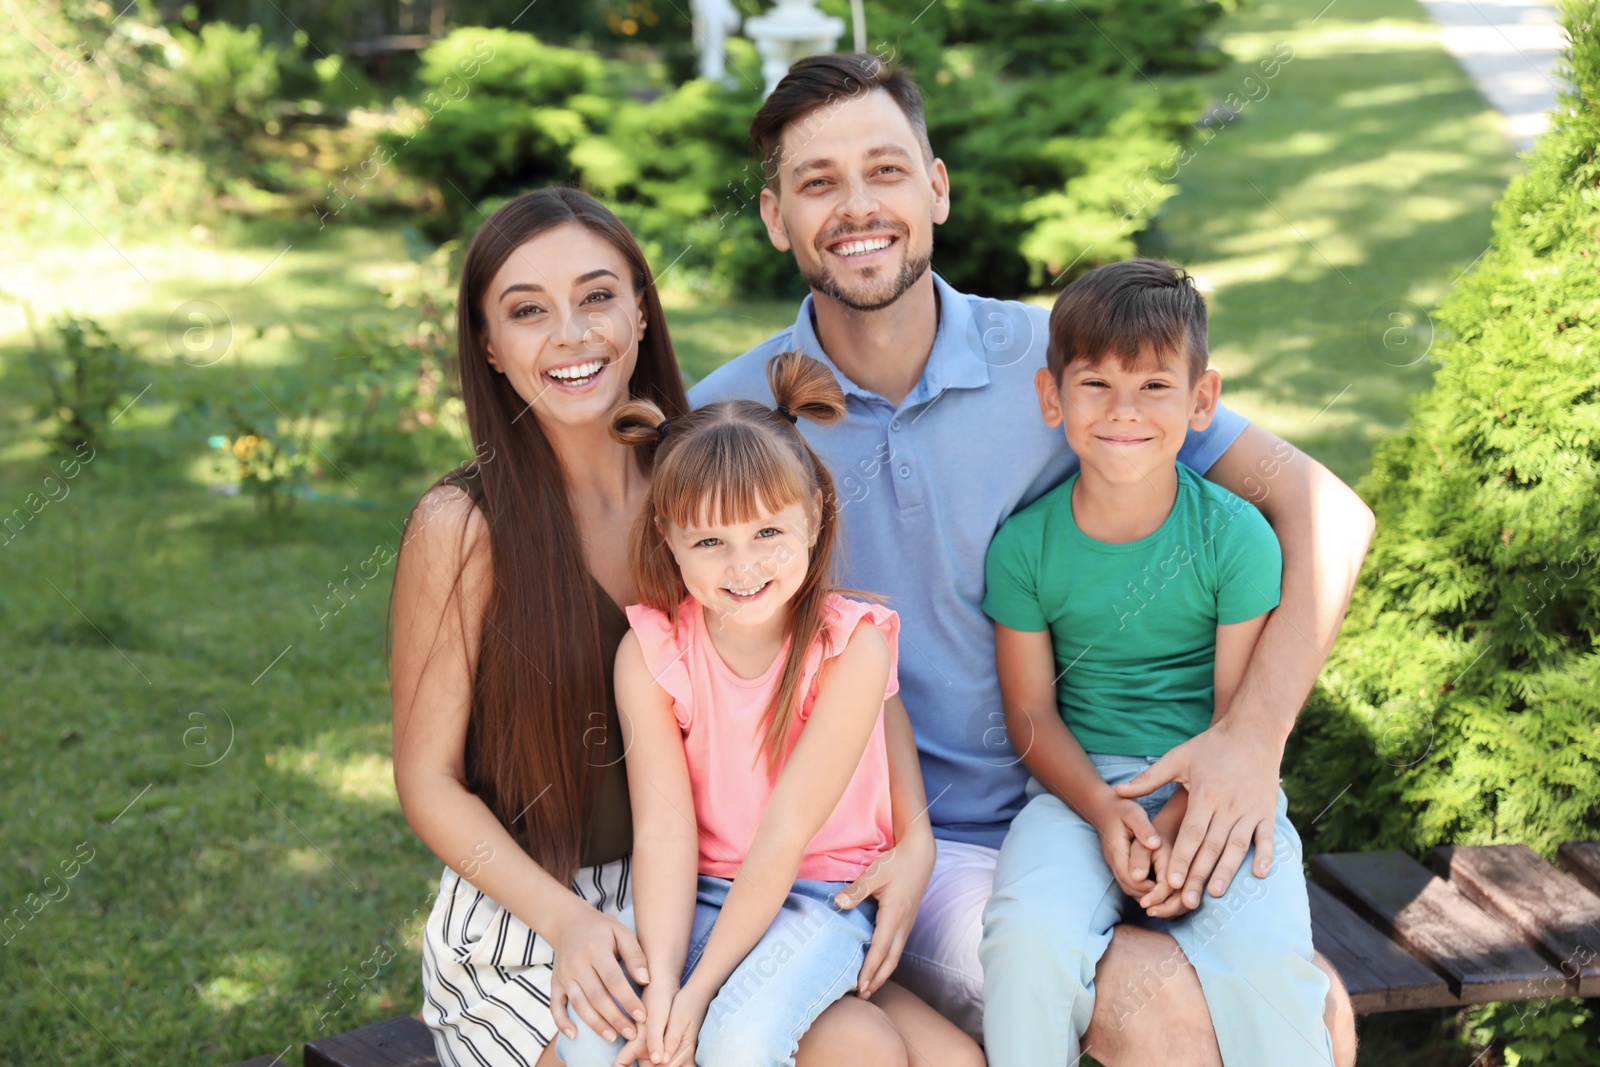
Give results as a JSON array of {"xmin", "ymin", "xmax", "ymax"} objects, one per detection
[
  {"xmin": 0, "ymin": 6, "xmax": 379, "ymax": 231},
  {"xmin": 1288, "ymin": 0, "xmax": 1599, "ymax": 859},
  {"xmin": 1287, "ymin": 3, "xmax": 1600, "ymax": 1057}
]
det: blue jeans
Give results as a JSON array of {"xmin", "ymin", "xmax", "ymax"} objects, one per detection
[
  {"xmin": 558, "ymin": 874, "xmax": 876, "ymax": 1067},
  {"xmin": 979, "ymin": 753, "xmax": 1333, "ymax": 1067}
]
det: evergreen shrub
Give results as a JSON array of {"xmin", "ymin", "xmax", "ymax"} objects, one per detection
[
  {"xmin": 1286, "ymin": 3, "xmax": 1599, "ymax": 1057},
  {"xmin": 1288, "ymin": 0, "xmax": 1599, "ymax": 860}
]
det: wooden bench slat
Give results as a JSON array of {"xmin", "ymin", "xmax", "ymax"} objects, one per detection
[
  {"xmin": 1308, "ymin": 883, "xmax": 1458, "ymax": 1013},
  {"xmin": 1434, "ymin": 844, "xmax": 1600, "ymax": 997},
  {"xmin": 1558, "ymin": 841, "xmax": 1600, "ymax": 897},
  {"xmin": 1311, "ymin": 850, "xmax": 1576, "ymax": 1003},
  {"xmin": 305, "ymin": 1015, "xmax": 440, "ymax": 1067}
]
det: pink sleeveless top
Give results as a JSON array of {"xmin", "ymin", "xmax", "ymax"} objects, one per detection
[{"xmin": 624, "ymin": 593, "xmax": 899, "ymax": 881}]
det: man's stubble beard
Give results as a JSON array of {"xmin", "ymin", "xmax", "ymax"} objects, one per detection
[{"xmin": 800, "ymin": 237, "xmax": 934, "ymax": 313}]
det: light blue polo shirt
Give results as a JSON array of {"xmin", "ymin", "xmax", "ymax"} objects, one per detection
[{"xmin": 688, "ymin": 272, "xmax": 1249, "ymax": 847}]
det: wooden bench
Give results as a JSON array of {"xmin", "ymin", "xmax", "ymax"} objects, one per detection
[
  {"xmin": 1309, "ymin": 842, "xmax": 1600, "ymax": 1012},
  {"xmin": 232, "ymin": 840, "xmax": 1600, "ymax": 1066}
]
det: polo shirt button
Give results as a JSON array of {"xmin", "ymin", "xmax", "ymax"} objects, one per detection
[
  {"xmin": 898, "ymin": 465, "xmax": 911, "ymax": 478},
  {"xmin": 890, "ymin": 419, "xmax": 901, "ymax": 431}
]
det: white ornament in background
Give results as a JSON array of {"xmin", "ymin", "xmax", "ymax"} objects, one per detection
[
  {"xmin": 690, "ymin": 0, "xmax": 743, "ymax": 82},
  {"xmin": 743, "ymin": 0, "xmax": 846, "ymax": 97}
]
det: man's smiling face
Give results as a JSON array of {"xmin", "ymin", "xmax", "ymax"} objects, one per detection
[{"xmin": 758, "ymin": 89, "xmax": 950, "ymax": 312}]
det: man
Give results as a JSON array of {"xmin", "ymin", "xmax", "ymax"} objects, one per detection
[{"xmin": 689, "ymin": 53, "xmax": 1365, "ymax": 1065}]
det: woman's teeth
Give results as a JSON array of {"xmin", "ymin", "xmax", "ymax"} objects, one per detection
[{"xmin": 545, "ymin": 359, "xmax": 606, "ymax": 385}]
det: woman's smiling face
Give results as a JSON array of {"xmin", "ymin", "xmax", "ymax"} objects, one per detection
[{"xmin": 480, "ymin": 222, "xmax": 647, "ymax": 432}]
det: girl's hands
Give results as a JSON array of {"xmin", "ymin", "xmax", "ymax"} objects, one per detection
[
  {"xmin": 606, "ymin": 980, "xmax": 675, "ymax": 1067},
  {"xmin": 547, "ymin": 897, "xmax": 650, "ymax": 1045},
  {"xmin": 659, "ymin": 981, "xmax": 712, "ymax": 1067},
  {"xmin": 641, "ymin": 978, "xmax": 678, "ymax": 1066},
  {"xmin": 1092, "ymin": 797, "xmax": 1163, "ymax": 899},
  {"xmin": 836, "ymin": 822, "xmax": 935, "ymax": 999}
]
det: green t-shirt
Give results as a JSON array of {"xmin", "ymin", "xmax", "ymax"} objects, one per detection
[{"xmin": 982, "ymin": 465, "xmax": 1282, "ymax": 757}]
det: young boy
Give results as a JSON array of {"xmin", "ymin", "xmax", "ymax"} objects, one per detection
[{"xmin": 976, "ymin": 260, "xmax": 1334, "ymax": 1066}]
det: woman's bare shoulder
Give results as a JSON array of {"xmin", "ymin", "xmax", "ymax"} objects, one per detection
[{"xmin": 403, "ymin": 483, "xmax": 490, "ymax": 563}]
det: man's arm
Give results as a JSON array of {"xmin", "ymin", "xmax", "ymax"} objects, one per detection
[
  {"xmin": 1117, "ymin": 424, "xmax": 1374, "ymax": 907},
  {"xmin": 1205, "ymin": 424, "xmax": 1373, "ymax": 728}
]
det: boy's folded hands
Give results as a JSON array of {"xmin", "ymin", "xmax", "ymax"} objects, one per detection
[
  {"xmin": 1092, "ymin": 788, "xmax": 1200, "ymax": 918},
  {"xmin": 1136, "ymin": 788, "xmax": 1192, "ymax": 918},
  {"xmin": 1091, "ymin": 796, "xmax": 1163, "ymax": 899}
]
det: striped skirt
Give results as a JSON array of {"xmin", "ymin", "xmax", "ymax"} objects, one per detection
[{"xmin": 421, "ymin": 855, "xmax": 632, "ymax": 1067}]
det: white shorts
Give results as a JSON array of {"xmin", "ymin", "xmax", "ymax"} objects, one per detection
[
  {"xmin": 891, "ymin": 837, "xmax": 997, "ymax": 1043},
  {"xmin": 421, "ymin": 856, "xmax": 632, "ymax": 1066}
]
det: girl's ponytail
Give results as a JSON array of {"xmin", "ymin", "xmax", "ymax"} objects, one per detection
[
  {"xmin": 611, "ymin": 397, "xmax": 672, "ymax": 448},
  {"xmin": 765, "ymin": 350, "xmax": 846, "ymax": 428}
]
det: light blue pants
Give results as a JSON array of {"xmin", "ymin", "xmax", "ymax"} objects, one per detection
[
  {"xmin": 979, "ymin": 754, "xmax": 1333, "ymax": 1067},
  {"xmin": 557, "ymin": 874, "xmax": 875, "ymax": 1067}
]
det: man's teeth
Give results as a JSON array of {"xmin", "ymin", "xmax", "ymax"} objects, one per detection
[
  {"xmin": 547, "ymin": 360, "xmax": 605, "ymax": 381},
  {"xmin": 833, "ymin": 237, "xmax": 893, "ymax": 257}
]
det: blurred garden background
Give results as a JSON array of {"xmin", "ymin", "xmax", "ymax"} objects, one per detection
[{"xmin": 2, "ymin": 0, "xmax": 1596, "ymax": 1063}]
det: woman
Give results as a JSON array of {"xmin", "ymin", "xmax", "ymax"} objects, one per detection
[{"xmin": 390, "ymin": 187, "xmax": 976, "ymax": 1067}]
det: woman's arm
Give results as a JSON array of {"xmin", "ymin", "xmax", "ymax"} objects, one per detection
[
  {"xmin": 681, "ymin": 620, "xmax": 893, "ymax": 1003},
  {"xmin": 390, "ymin": 487, "xmax": 645, "ymax": 1042}
]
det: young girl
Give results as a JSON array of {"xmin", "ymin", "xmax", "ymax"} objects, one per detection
[{"xmin": 558, "ymin": 351, "xmax": 954, "ymax": 1067}]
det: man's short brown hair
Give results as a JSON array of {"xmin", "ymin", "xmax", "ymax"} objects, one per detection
[
  {"xmin": 749, "ymin": 52, "xmax": 933, "ymax": 189},
  {"xmin": 1046, "ymin": 259, "xmax": 1209, "ymax": 384}
]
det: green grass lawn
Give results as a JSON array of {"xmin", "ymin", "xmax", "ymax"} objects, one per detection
[
  {"xmin": 1149, "ymin": 0, "xmax": 1516, "ymax": 483},
  {"xmin": 0, "ymin": 0, "xmax": 1518, "ymax": 1062},
  {"xmin": 0, "ymin": 223, "xmax": 795, "ymax": 1062}
]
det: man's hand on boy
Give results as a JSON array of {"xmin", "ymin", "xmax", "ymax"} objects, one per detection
[
  {"xmin": 1092, "ymin": 797, "xmax": 1163, "ymax": 899},
  {"xmin": 1114, "ymin": 717, "xmax": 1282, "ymax": 910}
]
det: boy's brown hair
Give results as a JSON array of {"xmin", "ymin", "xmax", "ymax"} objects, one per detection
[
  {"xmin": 749, "ymin": 52, "xmax": 933, "ymax": 188},
  {"xmin": 1046, "ymin": 259, "xmax": 1209, "ymax": 384}
]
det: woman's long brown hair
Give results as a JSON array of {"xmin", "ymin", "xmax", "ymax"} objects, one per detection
[
  {"xmin": 397, "ymin": 187, "xmax": 688, "ymax": 884},
  {"xmin": 612, "ymin": 351, "xmax": 856, "ymax": 775}
]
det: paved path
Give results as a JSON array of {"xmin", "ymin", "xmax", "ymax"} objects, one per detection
[{"xmin": 1416, "ymin": 0, "xmax": 1565, "ymax": 151}]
